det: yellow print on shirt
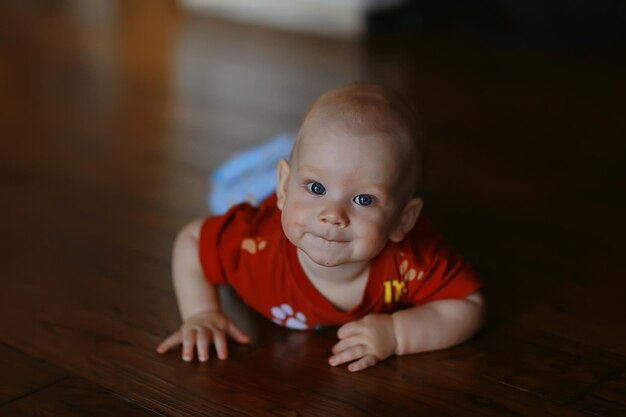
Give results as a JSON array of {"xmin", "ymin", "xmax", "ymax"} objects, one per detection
[
  {"xmin": 241, "ymin": 237, "xmax": 267, "ymax": 254},
  {"xmin": 384, "ymin": 253, "xmax": 425, "ymax": 304},
  {"xmin": 383, "ymin": 280, "xmax": 407, "ymax": 303}
]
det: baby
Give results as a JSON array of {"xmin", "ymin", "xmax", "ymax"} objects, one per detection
[{"xmin": 157, "ymin": 83, "xmax": 486, "ymax": 372}]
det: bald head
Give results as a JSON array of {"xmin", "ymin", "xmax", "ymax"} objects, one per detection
[{"xmin": 293, "ymin": 83, "xmax": 423, "ymax": 202}]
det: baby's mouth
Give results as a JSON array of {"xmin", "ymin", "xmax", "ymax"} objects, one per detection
[{"xmin": 310, "ymin": 233, "xmax": 348, "ymax": 244}]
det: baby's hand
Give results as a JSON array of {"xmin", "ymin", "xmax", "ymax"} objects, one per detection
[
  {"xmin": 329, "ymin": 314, "xmax": 397, "ymax": 372},
  {"xmin": 156, "ymin": 310, "xmax": 250, "ymax": 362}
]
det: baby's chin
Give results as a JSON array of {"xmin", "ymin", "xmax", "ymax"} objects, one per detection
[{"xmin": 298, "ymin": 246, "xmax": 350, "ymax": 268}]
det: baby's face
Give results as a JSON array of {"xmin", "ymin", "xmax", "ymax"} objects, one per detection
[{"xmin": 277, "ymin": 121, "xmax": 407, "ymax": 268}]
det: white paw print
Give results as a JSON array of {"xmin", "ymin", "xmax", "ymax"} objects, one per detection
[{"xmin": 270, "ymin": 303, "xmax": 308, "ymax": 330}]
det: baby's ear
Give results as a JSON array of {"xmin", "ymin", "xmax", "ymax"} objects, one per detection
[
  {"xmin": 389, "ymin": 197, "xmax": 423, "ymax": 242},
  {"xmin": 276, "ymin": 159, "xmax": 290, "ymax": 210}
]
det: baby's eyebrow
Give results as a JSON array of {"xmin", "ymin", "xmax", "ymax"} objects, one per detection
[
  {"xmin": 297, "ymin": 163, "xmax": 322, "ymax": 173},
  {"xmin": 361, "ymin": 185, "xmax": 392, "ymax": 198},
  {"xmin": 295, "ymin": 164, "xmax": 326, "ymax": 179}
]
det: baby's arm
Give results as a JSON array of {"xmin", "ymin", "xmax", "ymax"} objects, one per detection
[
  {"xmin": 329, "ymin": 291, "xmax": 486, "ymax": 372},
  {"xmin": 392, "ymin": 290, "xmax": 485, "ymax": 356},
  {"xmin": 156, "ymin": 220, "xmax": 250, "ymax": 361}
]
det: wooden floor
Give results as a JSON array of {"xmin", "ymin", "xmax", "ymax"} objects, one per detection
[{"xmin": 1, "ymin": 1, "xmax": 625, "ymax": 415}]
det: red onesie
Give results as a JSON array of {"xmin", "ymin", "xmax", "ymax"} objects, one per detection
[{"xmin": 199, "ymin": 195, "xmax": 482, "ymax": 330}]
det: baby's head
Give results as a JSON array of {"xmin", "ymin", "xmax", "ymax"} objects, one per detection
[{"xmin": 276, "ymin": 83, "xmax": 424, "ymax": 267}]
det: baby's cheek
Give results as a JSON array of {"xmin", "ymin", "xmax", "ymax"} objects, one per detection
[
  {"xmin": 289, "ymin": 202, "xmax": 312, "ymax": 226},
  {"xmin": 281, "ymin": 204, "xmax": 305, "ymax": 239},
  {"xmin": 356, "ymin": 221, "xmax": 389, "ymax": 254}
]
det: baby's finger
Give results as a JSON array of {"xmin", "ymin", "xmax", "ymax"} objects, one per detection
[
  {"xmin": 347, "ymin": 355, "xmax": 377, "ymax": 372},
  {"xmin": 337, "ymin": 321, "xmax": 361, "ymax": 340},
  {"xmin": 156, "ymin": 332, "xmax": 182, "ymax": 354},
  {"xmin": 213, "ymin": 331, "xmax": 228, "ymax": 360},
  {"xmin": 331, "ymin": 336, "xmax": 360, "ymax": 355},
  {"xmin": 195, "ymin": 328, "xmax": 210, "ymax": 362},
  {"xmin": 227, "ymin": 322, "xmax": 251, "ymax": 344},
  {"xmin": 329, "ymin": 344, "xmax": 366, "ymax": 367},
  {"xmin": 181, "ymin": 328, "xmax": 197, "ymax": 362}
]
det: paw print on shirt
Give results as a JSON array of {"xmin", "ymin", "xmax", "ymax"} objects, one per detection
[
  {"xmin": 270, "ymin": 303, "xmax": 308, "ymax": 330},
  {"xmin": 241, "ymin": 237, "xmax": 267, "ymax": 254},
  {"xmin": 399, "ymin": 253, "xmax": 424, "ymax": 282}
]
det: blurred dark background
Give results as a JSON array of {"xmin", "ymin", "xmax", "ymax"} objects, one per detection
[{"xmin": 370, "ymin": 1, "xmax": 626, "ymax": 51}]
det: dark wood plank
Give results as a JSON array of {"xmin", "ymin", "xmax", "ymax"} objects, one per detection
[
  {"xmin": 0, "ymin": 267, "xmax": 603, "ymax": 416},
  {"xmin": 0, "ymin": 344, "xmax": 67, "ymax": 405},
  {"xmin": 0, "ymin": 377, "xmax": 162, "ymax": 417},
  {"xmin": 516, "ymin": 279, "xmax": 626, "ymax": 357},
  {"xmin": 413, "ymin": 325, "xmax": 626, "ymax": 408},
  {"xmin": 572, "ymin": 372, "xmax": 626, "ymax": 417}
]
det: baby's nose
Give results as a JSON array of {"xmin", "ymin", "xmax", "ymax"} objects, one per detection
[{"xmin": 319, "ymin": 205, "xmax": 349, "ymax": 228}]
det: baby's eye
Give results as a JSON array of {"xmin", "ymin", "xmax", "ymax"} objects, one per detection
[
  {"xmin": 354, "ymin": 194, "xmax": 374, "ymax": 206},
  {"xmin": 307, "ymin": 182, "xmax": 326, "ymax": 195}
]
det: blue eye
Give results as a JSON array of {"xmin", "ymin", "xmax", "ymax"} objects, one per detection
[
  {"xmin": 308, "ymin": 182, "xmax": 326, "ymax": 195},
  {"xmin": 354, "ymin": 194, "xmax": 373, "ymax": 206}
]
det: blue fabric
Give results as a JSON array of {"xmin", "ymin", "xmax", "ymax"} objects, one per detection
[{"xmin": 209, "ymin": 132, "xmax": 295, "ymax": 215}]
